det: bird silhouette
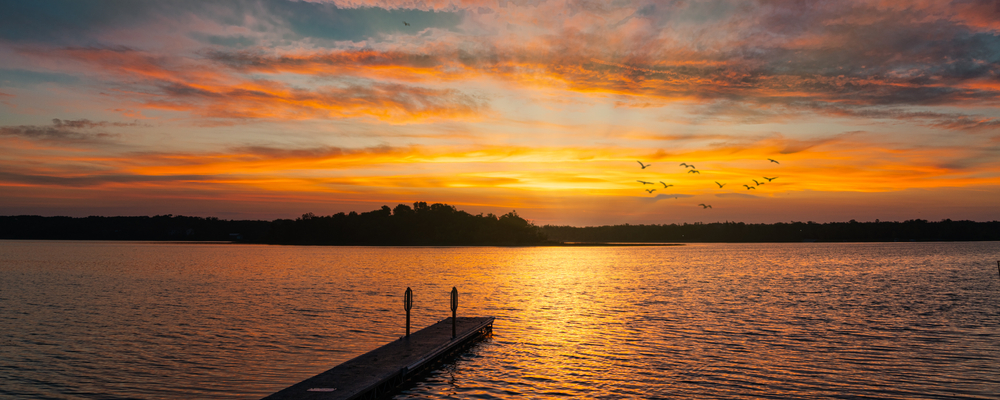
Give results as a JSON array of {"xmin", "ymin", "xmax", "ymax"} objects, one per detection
[
  {"xmin": 688, "ymin": 170, "xmax": 700, "ymax": 174},
  {"xmin": 637, "ymin": 161, "xmax": 651, "ymax": 169},
  {"xmin": 646, "ymin": 189, "xmax": 656, "ymax": 194},
  {"xmin": 637, "ymin": 180, "xmax": 653, "ymax": 185},
  {"xmin": 679, "ymin": 163, "xmax": 689, "ymax": 168},
  {"xmin": 753, "ymin": 179, "xmax": 763, "ymax": 186},
  {"xmin": 403, "ymin": 21, "xmax": 410, "ymax": 26},
  {"xmin": 660, "ymin": 181, "xmax": 673, "ymax": 188},
  {"xmin": 763, "ymin": 176, "xmax": 777, "ymax": 182},
  {"xmin": 768, "ymin": 158, "xmax": 779, "ymax": 164},
  {"xmin": 698, "ymin": 204, "xmax": 712, "ymax": 209},
  {"xmin": 715, "ymin": 181, "xmax": 726, "ymax": 188},
  {"xmin": 743, "ymin": 185, "xmax": 756, "ymax": 190}
]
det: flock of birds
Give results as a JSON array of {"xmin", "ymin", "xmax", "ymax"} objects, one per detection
[
  {"xmin": 410, "ymin": 13, "xmax": 781, "ymax": 213},
  {"xmin": 634, "ymin": 159, "xmax": 782, "ymax": 209}
]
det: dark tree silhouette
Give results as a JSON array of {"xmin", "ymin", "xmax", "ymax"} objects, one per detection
[
  {"xmin": 262, "ymin": 202, "xmax": 547, "ymax": 245},
  {"xmin": 541, "ymin": 219, "xmax": 1000, "ymax": 243},
  {"xmin": 2, "ymin": 210, "xmax": 997, "ymax": 244},
  {"xmin": 0, "ymin": 215, "xmax": 271, "ymax": 241}
]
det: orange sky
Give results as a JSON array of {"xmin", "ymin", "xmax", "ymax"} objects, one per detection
[{"xmin": 1, "ymin": 0, "xmax": 999, "ymax": 225}]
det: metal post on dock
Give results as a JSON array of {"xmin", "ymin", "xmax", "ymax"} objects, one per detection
[
  {"xmin": 450, "ymin": 287, "xmax": 458, "ymax": 339},
  {"xmin": 404, "ymin": 287, "xmax": 413, "ymax": 337}
]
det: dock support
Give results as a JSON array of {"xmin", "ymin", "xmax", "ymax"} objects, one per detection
[
  {"xmin": 450, "ymin": 287, "xmax": 458, "ymax": 339},
  {"xmin": 404, "ymin": 287, "xmax": 413, "ymax": 337}
]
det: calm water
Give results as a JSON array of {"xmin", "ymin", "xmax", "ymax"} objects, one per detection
[{"xmin": 1, "ymin": 241, "xmax": 999, "ymax": 399}]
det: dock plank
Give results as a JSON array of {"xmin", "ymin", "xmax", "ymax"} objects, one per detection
[{"xmin": 263, "ymin": 316, "xmax": 494, "ymax": 400}]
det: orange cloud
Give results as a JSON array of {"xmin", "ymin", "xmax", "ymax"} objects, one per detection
[
  {"xmin": 23, "ymin": 47, "xmax": 487, "ymax": 123},
  {"xmin": 4, "ymin": 131, "xmax": 1000, "ymax": 224},
  {"xmin": 4, "ymin": 137, "xmax": 998, "ymax": 196}
]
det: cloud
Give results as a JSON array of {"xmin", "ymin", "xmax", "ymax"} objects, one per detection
[
  {"xmin": 227, "ymin": 144, "xmax": 398, "ymax": 161},
  {"xmin": 0, "ymin": 125, "xmax": 105, "ymax": 141},
  {"xmin": 715, "ymin": 192, "xmax": 759, "ymax": 199},
  {"xmin": 205, "ymin": 49, "xmax": 447, "ymax": 77},
  {"xmin": 120, "ymin": 144, "xmax": 422, "ymax": 176},
  {"xmin": 51, "ymin": 118, "xmax": 144, "ymax": 129},
  {"xmin": 12, "ymin": 1, "xmax": 1000, "ymax": 127},
  {"xmin": 0, "ymin": 118, "xmax": 139, "ymax": 142},
  {"xmin": 24, "ymin": 47, "xmax": 487, "ymax": 123},
  {"xmin": 643, "ymin": 193, "xmax": 694, "ymax": 202},
  {"xmin": 169, "ymin": 80, "xmax": 488, "ymax": 122},
  {"xmin": 0, "ymin": 170, "xmax": 215, "ymax": 187},
  {"xmin": 806, "ymin": 105, "xmax": 1000, "ymax": 131},
  {"xmin": 201, "ymin": 19, "xmax": 1000, "ymax": 125}
]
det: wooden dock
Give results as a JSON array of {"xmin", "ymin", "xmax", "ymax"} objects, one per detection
[{"xmin": 263, "ymin": 316, "xmax": 495, "ymax": 400}]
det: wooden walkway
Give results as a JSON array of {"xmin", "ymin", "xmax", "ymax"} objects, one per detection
[{"xmin": 262, "ymin": 317, "xmax": 494, "ymax": 400}]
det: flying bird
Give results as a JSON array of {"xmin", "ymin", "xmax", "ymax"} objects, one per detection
[
  {"xmin": 715, "ymin": 181, "xmax": 726, "ymax": 188},
  {"xmin": 743, "ymin": 185, "xmax": 756, "ymax": 190},
  {"xmin": 753, "ymin": 179, "xmax": 763, "ymax": 186},
  {"xmin": 403, "ymin": 21, "xmax": 410, "ymax": 26},
  {"xmin": 637, "ymin": 180, "xmax": 653, "ymax": 185},
  {"xmin": 698, "ymin": 204, "xmax": 712, "ymax": 209},
  {"xmin": 660, "ymin": 181, "xmax": 673, "ymax": 188},
  {"xmin": 763, "ymin": 176, "xmax": 777, "ymax": 182},
  {"xmin": 646, "ymin": 189, "xmax": 656, "ymax": 194},
  {"xmin": 768, "ymin": 158, "xmax": 779, "ymax": 164},
  {"xmin": 688, "ymin": 170, "xmax": 700, "ymax": 174},
  {"xmin": 679, "ymin": 163, "xmax": 689, "ymax": 168},
  {"xmin": 638, "ymin": 161, "xmax": 651, "ymax": 169}
]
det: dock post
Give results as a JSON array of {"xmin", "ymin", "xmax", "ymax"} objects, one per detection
[
  {"xmin": 404, "ymin": 287, "xmax": 413, "ymax": 337},
  {"xmin": 450, "ymin": 287, "xmax": 458, "ymax": 339}
]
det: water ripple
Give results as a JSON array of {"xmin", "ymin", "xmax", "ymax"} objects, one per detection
[{"xmin": 1, "ymin": 241, "xmax": 999, "ymax": 399}]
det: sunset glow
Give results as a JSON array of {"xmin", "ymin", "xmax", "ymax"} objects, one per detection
[{"xmin": 2, "ymin": 0, "xmax": 999, "ymax": 225}]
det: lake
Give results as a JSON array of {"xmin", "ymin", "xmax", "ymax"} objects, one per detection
[{"xmin": 1, "ymin": 241, "xmax": 999, "ymax": 399}]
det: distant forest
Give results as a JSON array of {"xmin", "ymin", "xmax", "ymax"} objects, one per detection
[
  {"xmin": 1, "ymin": 204, "xmax": 998, "ymax": 244},
  {"xmin": 541, "ymin": 219, "xmax": 1000, "ymax": 243},
  {"xmin": 0, "ymin": 202, "xmax": 548, "ymax": 245},
  {"xmin": 265, "ymin": 202, "xmax": 547, "ymax": 245}
]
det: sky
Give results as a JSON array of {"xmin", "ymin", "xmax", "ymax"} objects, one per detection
[{"xmin": 1, "ymin": 0, "xmax": 999, "ymax": 226}]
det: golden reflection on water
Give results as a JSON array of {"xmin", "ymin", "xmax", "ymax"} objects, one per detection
[{"xmin": 1, "ymin": 242, "xmax": 999, "ymax": 399}]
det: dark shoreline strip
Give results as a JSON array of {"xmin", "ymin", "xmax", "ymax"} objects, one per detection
[{"xmin": 262, "ymin": 316, "xmax": 494, "ymax": 400}]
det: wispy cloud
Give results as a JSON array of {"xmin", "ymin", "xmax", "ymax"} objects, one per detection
[
  {"xmin": 22, "ymin": 46, "xmax": 487, "ymax": 123},
  {"xmin": 0, "ymin": 170, "xmax": 216, "ymax": 188},
  {"xmin": 51, "ymin": 118, "xmax": 144, "ymax": 129},
  {"xmin": 0, "ymin": 118, "xmax": 139, "ymax": 142}
]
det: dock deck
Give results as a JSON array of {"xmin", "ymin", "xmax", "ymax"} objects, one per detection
[{"xmin": 262, "ymin": 316, "xmax": 494, "ymax": 400}]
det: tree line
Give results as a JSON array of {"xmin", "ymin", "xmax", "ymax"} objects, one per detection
[
  {"xmin": 2, "ymin": 208, "xmax": 998, "ymax": 244},
  {"xmin": 540, "ymin": 219, "xmax": 1000, "ymax": 243},
  {"xmin": 265, "ymin": 202, "xmax": 547, "ymax": 245},
  {"xmin": 0, "ymin": 214, "xmax": 272, "ymax": 241},
  {"xmin": 0, "ymin": 202, "xmax": 548, "ymax": 245}
]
